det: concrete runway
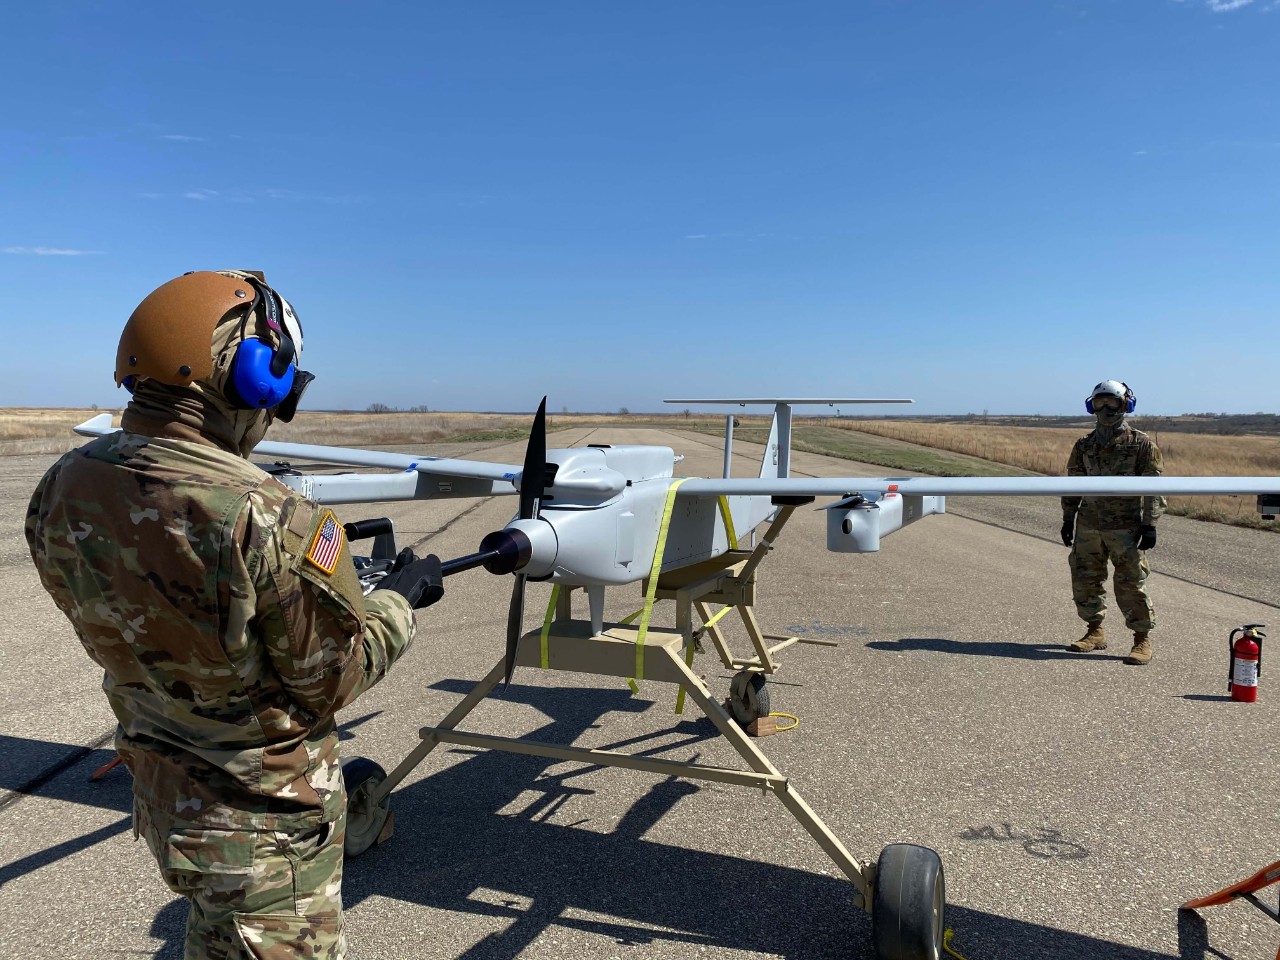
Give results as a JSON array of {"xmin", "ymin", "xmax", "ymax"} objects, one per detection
[{"xmin": 2, "ymin": 425, "xmax": 1278, "ymax": 960}]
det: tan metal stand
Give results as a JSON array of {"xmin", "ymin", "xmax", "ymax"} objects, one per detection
[{"xmin": 367, "ymin": 504, "xmax": 876, "ymax": 909}]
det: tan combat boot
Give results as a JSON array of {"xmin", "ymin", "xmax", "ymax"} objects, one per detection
[
  {"xmin": 1125, "ymin": 632, "xmax": 1153, "ymax": 665},
  {"xmin": 1068, "ymin": 622, "xmax": 1106, "ymax": 652}
]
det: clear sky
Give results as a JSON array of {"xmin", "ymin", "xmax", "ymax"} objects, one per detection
[{"xmin": 2, "ymin": 1, "xmax": 1277, "ymax": 416}]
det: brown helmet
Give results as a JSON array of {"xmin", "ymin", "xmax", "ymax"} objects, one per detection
[{"xmin": 115, "ymin": 271, "xmax": 259, "ymax": 388}]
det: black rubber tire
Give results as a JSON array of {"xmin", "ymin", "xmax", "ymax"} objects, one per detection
[
  {"xmin": 729, "ymin": 671, "xmax": 772, "ymax": 725},
  {"xmin": 872, "ymin": 843, "xmax": 945, "ymax": 960},
  {"xmin": 341, "ymin": 757, "xmax": 390, "ymax": 858}
]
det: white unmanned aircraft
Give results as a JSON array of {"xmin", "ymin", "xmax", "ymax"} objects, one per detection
[{"xmin": 73, "ymin": 399, "xmax": 1280, "ymax": 960}]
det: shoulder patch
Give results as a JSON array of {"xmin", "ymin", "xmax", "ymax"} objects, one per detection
[{"xmin": 305, "ymin": 510, "xmax": 345, "ymax": 575}]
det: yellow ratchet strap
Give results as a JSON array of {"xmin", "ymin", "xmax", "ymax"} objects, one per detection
[
  {"xmin": 717, "ymin": 495, "xmax": 739, "ymax": 550},
  {"xmin": 702, "ymin": 605, "xmax": 733, "ymax": 630},
  {"xmin": 632, "ymin": 477, "xmax": 689, "ymax": 683},
  {"xmin": 539, "ymin": 584, "xmax": 562, "ymax": 669},
  {"xmin": 619, "ymin": 607, "xmax": 643, "ymax": 692}
]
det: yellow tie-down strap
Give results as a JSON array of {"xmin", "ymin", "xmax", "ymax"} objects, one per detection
[
  {"xmin": 627, "ymin": 486, "xmax": 740, "ymax": 710},
  {"xmin": 717, "ymin": 495, "xmax": 738, "ymax": 551},
  {"xmin": 632, "ymin": 478, "xmax": 689, "ymax": 682},
  {"xmin": 539, "ymin": 584, "xmax": 563, "ymax": 669}
]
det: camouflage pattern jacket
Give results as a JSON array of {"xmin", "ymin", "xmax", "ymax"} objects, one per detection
[
  {"xmin": 26, "ymin": 430, "xmax": 415, "ymax": 830},
  {"xmin": 1061, "ymin": 421, "xmax": 1166, "ymax": 530}
]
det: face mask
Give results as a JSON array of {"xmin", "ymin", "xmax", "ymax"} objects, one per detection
[{"xmin": 1095, "ymin": 407, "xmax": 1125, "ymax": 428}]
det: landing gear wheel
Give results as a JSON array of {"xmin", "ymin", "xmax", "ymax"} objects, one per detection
[
  {"xmin": 872, "ymin": 843, "xmax": 945, "ymax": 960},
  {"xmin": 342, "ymin": 757, "xmax": 390, "ymax": 858},
  {"xmin": 728, "ymin": 671, "xmax": 771, "ymax": 725}
]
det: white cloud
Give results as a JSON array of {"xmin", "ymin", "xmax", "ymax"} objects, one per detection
[
  {"xmin": 1206, "ymin": 0, "xmax": 1257, "ymax": 10},
  {"xmin": 685, "ymin": 234, "xmax": 707, "ymax": 239},
  {"xmin": 144, "ymin": 187, "xmax": 357, "ymax": 204},
  {"xmin": 264, "ymin": 188, "xmax": 359, "ymax": 204},
  {"xmin": 3, "ymin": 247, "xmax": 103, "ymax": 255},
  {"xmin": 162, "ymin": 134, "xmax": 205, "ymax": 142}
]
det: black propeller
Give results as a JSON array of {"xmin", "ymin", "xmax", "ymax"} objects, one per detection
[
  {"xmin": 427, "ymin": 397, "xmax": 547, "ymax": 685},
  {"xmin": 502, "ymin": 396, "xmax": 548, "ymax": 684}
]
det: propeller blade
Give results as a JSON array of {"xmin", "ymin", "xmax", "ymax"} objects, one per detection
[
  {"xmin": 504, "ymin": 397, "xmax": 546, "ymax": 686},
  {"xmin": 518, "ymin": 396, "xmax": 548, "ymax": 521},
  {"xmin": 504, "ymin": 573, "xmax": 526, "ymax": 686}
]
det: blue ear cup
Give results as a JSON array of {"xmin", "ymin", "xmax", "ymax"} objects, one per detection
[
  {"xmin": 229, "ymin": 337, "xmax": 295, "ymax": 408},
  {"xmin": 1085, "ymin": 397, "xmax": 1095, "ymax": 414}
]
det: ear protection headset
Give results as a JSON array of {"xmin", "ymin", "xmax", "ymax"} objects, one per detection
[
  {"xmin": 1085, "ymin": 382, "xmax": 1136, "ymax": 414},
  {"xmin": 225, "ymin": 278, "xmax": 297, "ymax": 410}
]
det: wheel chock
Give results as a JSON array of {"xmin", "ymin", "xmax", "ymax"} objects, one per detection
[{"xmin": 747, "ymin": 715, "xmax": 778, "ymax": 737}]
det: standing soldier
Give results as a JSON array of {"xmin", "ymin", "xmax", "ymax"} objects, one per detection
[
  {"xmin": 26, "ymin": 271, "xmax": 445, "ymax": 959},
  {"xmin": 1060, "ymin": 379, "xmax": 1164, "ymax": 665}
]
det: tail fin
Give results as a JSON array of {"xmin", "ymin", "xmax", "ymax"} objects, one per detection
[
  {"xmin": 663, "ymin": 397, "xmax": 914, "ymax": 539},
  {"xmin": 758, "ymin": 414, "xmax": 780, "ymax": 480}
]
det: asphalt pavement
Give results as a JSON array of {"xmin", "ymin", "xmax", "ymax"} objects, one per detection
[{"xmin": 2, "ymin": 426, "xmax": 1277, "ymax": 960}]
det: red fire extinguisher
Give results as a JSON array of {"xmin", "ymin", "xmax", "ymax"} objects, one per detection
[{"xmin": 1228, "ymin": 624, "xmax": 1265, "ymax": 703}]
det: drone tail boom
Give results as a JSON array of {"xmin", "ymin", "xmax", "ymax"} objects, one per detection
[{"xmin": 825, "ymin": 492, "xmax": 947, "ymax": 553}]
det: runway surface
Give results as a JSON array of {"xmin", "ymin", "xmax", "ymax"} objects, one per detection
[{"xmin": 2, "ymin": 425, "xmax": 1278, "ymax": 960}]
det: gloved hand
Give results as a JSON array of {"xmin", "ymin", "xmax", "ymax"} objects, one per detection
[
  {"xmin": 1137, "ymin": 525, "xmax": 1157, "ymax": 550},
  {"xmin": 1060, "ymin": 518, "xmax": 1075, "ymax": 547},
  {"xmin": 373, "ymin": 548, "xmax": 444, "ymax": 609}
]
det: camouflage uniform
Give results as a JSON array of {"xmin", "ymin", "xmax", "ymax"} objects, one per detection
[
  {"xmin": 26, "ymin": 395, "xmax": 415, "ymax": 959},
  {"xmin": 1061, "ymin": 422, "xmax": 1165, "ymax": 632}
]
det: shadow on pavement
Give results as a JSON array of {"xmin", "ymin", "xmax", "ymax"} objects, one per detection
[
  {"xmin": 0, "ymin": 687, "xmax": 1252, "ymax": 959},
  {"xmin": 333, "ymin": 679, "xmax": 1218, "ymax": 960},
  {"xmin": 866, "ymin": 636, "xmax": 1129, "ymax": 662}
]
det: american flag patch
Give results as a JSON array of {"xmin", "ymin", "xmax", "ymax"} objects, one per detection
[{"xmin": 305, "ymin": 510, "xmax": 344, "ymax": 575}]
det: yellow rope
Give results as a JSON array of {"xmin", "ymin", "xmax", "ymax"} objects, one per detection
[
  {"xmin": 943, "ymin": 929, "xmax": 969, "ymax": 960},
  {"xmin": 768, "ymin": 711, "xmax": 799, "ymax": 732}
]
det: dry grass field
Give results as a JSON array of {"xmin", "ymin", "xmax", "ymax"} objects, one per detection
[
  {"xmin": 6, "ymin": 407, "xmax": 1275, "ymax": 529},
  {"xmin": 0, "ymin": 408, "xmax": 741, "ymax": 455}
]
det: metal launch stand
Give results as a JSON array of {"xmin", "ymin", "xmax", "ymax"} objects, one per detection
[{"xmin": 352, "ymin": 501, "xmax": 879, "ymax": 907}]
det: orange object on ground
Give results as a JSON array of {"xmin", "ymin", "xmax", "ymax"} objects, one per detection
[
  {"xmin": 1182, "ymin": 859, "xmax": 1280, "ymax": 960},
  {"xmin": 89, "ymin": 755, "xmax": 123, "ymax": 781}
]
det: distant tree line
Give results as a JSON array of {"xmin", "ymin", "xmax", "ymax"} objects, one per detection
[{"xmin": 366, "ymin": 403, "xmax": 430, "ymax": 413}]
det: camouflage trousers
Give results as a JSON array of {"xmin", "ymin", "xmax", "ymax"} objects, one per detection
[
  {"xmin": 1068, "ymin": 525, "xmax": 1155, "ymax": 632},
  {"xmin": 134, "ymin": 797, "xmax": 347, "ymax": 960}
]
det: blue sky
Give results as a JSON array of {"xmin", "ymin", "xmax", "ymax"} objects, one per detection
[{"xmin": 2, "ymin": 1, "xmax": 1277, "ymax": 415}]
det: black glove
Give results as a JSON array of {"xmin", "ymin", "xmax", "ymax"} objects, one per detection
[
  {"xmin": 373, "ymin": 549, "xmax": 444, "ymax": 609},
  {"xmin": 1060, "ymin": 518, "xmax": 1075, "ymax": 547},
  {"xmin": 1137, "ymin": 525, "xmax": 1157, "ymax": 550}
]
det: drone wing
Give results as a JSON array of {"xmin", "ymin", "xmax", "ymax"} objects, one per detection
[
  {"xmin": 674, "ymin": 474, "xmax": 1280, "ymax": 552},
  {"xmin": 73, "ymin": 414, "xmax": 523, "ymax": 503},
  {"xmin": 673, "ymin": 476, "xmax": 1280, "ymax": 498},
  {"xmin": 251, "ymin": 438, "xmax": 523, "ymax": 503}
]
